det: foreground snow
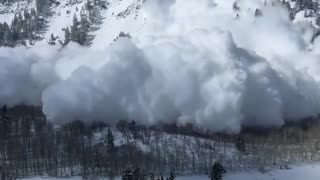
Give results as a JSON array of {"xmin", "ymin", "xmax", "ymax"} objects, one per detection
[
  {"xmin": 178, "ymin": 164, "xmax": 320, "ymax": 180},
  {"xmin": 21, "ymin": 164, "xmax": 320, "ymax": 180}
]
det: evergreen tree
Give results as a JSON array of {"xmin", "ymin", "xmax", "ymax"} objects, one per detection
[
  {"xmin": 18, "ymin": 12, "xmax": 23, "ymax": 22},
  {"xmin": 107, "ymin": 128, "xmax": 115, "ymax": 152},
  {"xmin": 235, "ymin": 136, "xmax": 246, "ymax": 154},
  {"xmin": 0, "ymin": 105, "xmax": 10, "ymax": 139},
  {"xmin": 64, "ymin": 27, "xmax": 71, "ymax": 45},
  {"xmin": 10, "ymin": 14, "xmax": 20, "ymax": 43},
  {"xmin": 71, "ymin": 14, "xmax": 79, "ymax": 42},
  {"xmin": 210, "ymin": 162, "xmax": 226, "ymax": 180},
  {"xmin": 78, "ymin": 15, "xmax": 90, "ymax": 45},
  {"xmin": 3, "ymin": 22, "xmax": 12, "ymax": 46},
  {"xmin": 31, "ymin": 8, "xmax": 37, "ymax": 17},
  {"xmin": 0, "ymin": 23, "xmax": 4, "ymax": 43},
  {"xmin": 29, "ymin": 8, "xmax": 38, "ymax": 39},
  {"xmin": 24, "ymin": 10, "xmax": 30, "ymax": 20},
  {"xmin": 129, "ymin": 120, "xmax": 139, "ymax": 139}
]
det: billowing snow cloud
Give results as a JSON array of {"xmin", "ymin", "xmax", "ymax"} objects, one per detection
[{"xmin": 2, "ymin": 0, "xmax": 320, "ymax": 132}]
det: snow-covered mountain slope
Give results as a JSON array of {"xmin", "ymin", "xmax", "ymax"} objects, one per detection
[
  {"xmin": 91, "ymin": 0, "xmax": 145, "ymax": 49},
  {"xmin": 1, "ymin": 0, "xmax": 320, "ymax": 48},
  {"xmin": 45, "ymin": 0, "xmax": 145, "ymax": 47},
  {"xmin": 0, "ymin": 0, "xmax": 145, "ymax": 48}
]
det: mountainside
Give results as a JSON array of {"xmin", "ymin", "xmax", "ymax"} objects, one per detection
[
  {"xmin": 0, "ymin": 0, "xmax": 144, "ymax": 47},
  {"xmin": 0, "ymin": 0, "xmax": 320, "ymax": 48},
  {"xmin": 3, "ymin": 0, "xmax": 320, "ymax": 179}
]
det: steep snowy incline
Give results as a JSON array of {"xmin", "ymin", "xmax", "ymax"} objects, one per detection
[
  {"xmin": 0, "ymin": 0, "xmax": 144, "ymax": 47},
  {"xmin": 91, "ymin": 0, "xmax": 144, "ymax": 49},
  {"xmin": 42, "ymin": 0, "xmax": 144, "ymax": 47}
]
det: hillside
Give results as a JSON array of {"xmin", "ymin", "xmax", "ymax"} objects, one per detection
[
  {"xmin": 0, "ymin": 0, "xmax": 144, "ymax": 47},
  {"xmin": 2, "ymin": 0, "xmax": 320, "ymax": 179},
  {"xmin": 0, "ymin": 0, "xmax": 320, "ymax": 48}
]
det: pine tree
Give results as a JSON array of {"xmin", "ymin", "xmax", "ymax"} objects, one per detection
[
  {"xmin": 71, "ymin": 14, "xmax": 79, "ymax": 42},
  {"xmin": 24, "ymin": 10, "xmax": 30, "ymax": 20},
  {"xmin": 235, "ymin": 136, "xmax": 246, "ymax": 154},
  {"xmin": 29, "ymin": 8, "xmax": 38, "ymax": 39},
  {"xmin": 3, "ymin": 22, "xmax": 12, "ymax": 46},
  {"xmin": 64, "ymin": 27, "xmax": 71, "ymax": 45},
  {"xmin": 130, "ymin": 120, "xmax": 139, "ymax": 139},
  {"xmin": 88, "ymin": 5, "xmax": 103, "ymax": 25},
  {"xmin": 210, "ymin": 162, "xmax": 226, "ymax": 180},
  {"xmin": 107, "ymin": 128, "xmax": 115, "ymax": 152},
  {"xmin": 10, "ymin": 14, "xmax": 20, "ymax": 43},
  {"xmin": 0, "ymin": 23, "xmax": 4, "ymax": 44},
  {"xmin": 18, "ymin": 12, "xmax": 23, "ymax": 22},
  {"xmin": 0, "ymin": 105, "xmax": 10, "ymax": 139},
  {"xmin": 31, "ymin": 8, "xmax": 37, "ymax": 17},
  {"xmin": 78, "ymin": 15, "xmax": 90, "ymax": 45}
]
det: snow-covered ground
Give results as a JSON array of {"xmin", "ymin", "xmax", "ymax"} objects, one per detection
[
  {"xmin": 21, "ymin": 164, "xmax": 320, "ymax": 180},
  {"xmin": 178, "ymin": 164, "xmax": 320, "ymax": 180}
]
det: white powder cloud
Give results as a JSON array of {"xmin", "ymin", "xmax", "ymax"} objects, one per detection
[{"xmin": 1, "ymin": 0, "xmax": 320, "ymax": 133}]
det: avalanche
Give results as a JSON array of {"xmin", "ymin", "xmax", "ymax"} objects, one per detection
[{"xmin": 1, "ymin": 0, "xmax": 320, "ymax": 133}]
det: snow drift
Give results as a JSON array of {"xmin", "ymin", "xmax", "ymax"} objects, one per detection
[{"xmin": 1, "ymin": 0, "xmax": 320, "ymax": 133}]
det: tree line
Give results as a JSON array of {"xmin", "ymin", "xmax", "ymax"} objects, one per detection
[
  {"xmin": 0, "ymin": 0, "xmax": 106, "ymax": 47},
  {"xmin": 1, "ymin": 105, "xmax": 320, "ymax": 179},
  {"xmin": 0, "ymin": 8, "xmax": 44, "ymax": 47}
]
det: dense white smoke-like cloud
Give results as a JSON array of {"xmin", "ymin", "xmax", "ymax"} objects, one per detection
[
  {"xmin": 2, "ymin": 0, "xmax": 320, "ymax": 132},
  {"xmin": 0, "ymin": 46, "xmax": 58, "ymax": 106}
]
